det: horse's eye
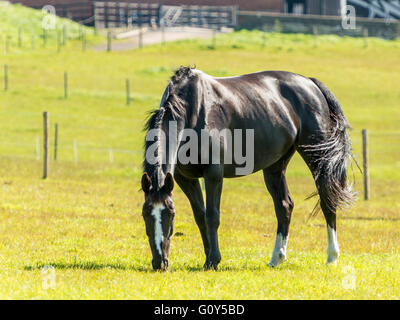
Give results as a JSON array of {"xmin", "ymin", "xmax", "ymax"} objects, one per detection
[
  {"xmin": 164, "ymin": 200, "xmax": 174, "ymax": 210},
  {"xmin": 166, "ymin": 203, "xmax": 175, "ymax": 211}
]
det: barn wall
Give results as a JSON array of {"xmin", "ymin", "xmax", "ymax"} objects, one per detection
[
  {"xmin": 143, "ymin": 0, "xmax": 283, "ymax": 12},
  {"xmin": 9, "ymin": 0, "xmax": 283, "ymax": 12},
  {"xmin": 306, "ymin": 0, "xmax": 322, "ymax": 14},
  {"xmin": 238, "ymin": 11, "xmax": 399, "ymax": 39},
  {"xmin": 9, "ymin": 0, "xmax": 89, "ymax": 6},
  {"xmin": 324, "ymin": 0, "xmax": 343, "ymax": 16},
  {"xmin": 306, "ymin": 0, "xmax": 344, "ymax": 16},
  {"xmin": 9, "ymin": 0, "xmax": 93, "ymax": 21}
]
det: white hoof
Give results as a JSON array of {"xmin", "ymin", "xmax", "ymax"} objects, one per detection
[
  {"xmin": 268, "ymin": 252, "xmax": 286, "ymax": 267},
  {"xmin": 326, "ymin": 250, "xmax": 339, "ymax": 266},
  {"xmin": 326, "ymin": 225, "xmax": 339, "ymax": 266},
  {"xmin": 268, "ymin": 233, "xmax": 288, "ymax": 267}
]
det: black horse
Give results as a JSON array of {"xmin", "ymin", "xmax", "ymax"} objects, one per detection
[{"xmin": 141, "ymin": 67, "xmax": 354, "ymax": 271}]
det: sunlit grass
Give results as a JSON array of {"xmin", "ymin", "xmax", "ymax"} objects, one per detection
[{"xmin": 0, "ymin": 4, "xmax": 399, "ymax": 299}]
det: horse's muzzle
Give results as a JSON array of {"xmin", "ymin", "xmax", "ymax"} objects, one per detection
[
  {"xmin": 152, "ymin": 257, "xmax": 168, "ymax": 271},
  {"xmin": 150, "ymin": 237, "xmax": 171, "ymax": 271}
]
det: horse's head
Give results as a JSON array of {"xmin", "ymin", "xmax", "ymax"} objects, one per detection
[{"xmin": 141, "ymin": 172, "xmax": 175, "ymax": 271}]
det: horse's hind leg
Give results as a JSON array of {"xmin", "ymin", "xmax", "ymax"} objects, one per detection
[
  {"xmin": 297, "ymin": 151, "xmax": 340, "ymax": 266},
  {"xmin": 319, "ymin": 191, "xmax": 340, "ymax": 265},
  {"xmin": 263, "ymin": 148, "xmax": 295, "ymax": 267}
]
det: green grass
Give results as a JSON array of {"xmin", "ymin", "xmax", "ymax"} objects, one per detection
[
  {"xmin": 0, "ymin": 5, "xmax": 400, "ymax": 299},
  {"xmin": 0, "ymin": 2, "xmax": 95, "ymax": 40}
]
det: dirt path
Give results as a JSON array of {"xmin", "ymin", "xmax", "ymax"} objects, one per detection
[{"xmin": 92, "ymin": 27, "xmax": 232, "ymax": 51}]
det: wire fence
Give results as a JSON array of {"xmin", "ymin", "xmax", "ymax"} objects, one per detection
[
  {"xmin": 1, "ymin": 107, "xmax": 399, "ymax": 203},
  {"xmin": 1, "ymin": 112, "xmax": 399, "ymax": 172},
  {"xmin": 0, "ymin": 121, "xmax": 143, "ymax": 166}
]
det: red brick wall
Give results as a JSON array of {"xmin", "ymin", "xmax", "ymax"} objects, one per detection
[{"xmin": 10, "ymin": 0, "xmax": 89, "ymax": 6}]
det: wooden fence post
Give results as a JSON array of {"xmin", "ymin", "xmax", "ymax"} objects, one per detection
[
  {"xmin": 362, "ymin": 129, "xmax": 370, "ymax": 200},
  {"xmin": 18, "ymin": 27, "xmax": 22, "ymax": 48},
  {"xmin": 82, "ymin": 31, "xmax": 86, "ymax": 51},
  {"xmin": 212, "ymin": 28, "xmax": 216, "ymax": 48},
  {"xmin": 363, "ymin": 28, "xmax": 369, "ymax": 48},
  {"xmin": 126, "ymin": 79, "xmax": 131, "ymax": 105},
  {"xmin": 139, "ymin": 27, "xmax": 143, "ymax": 48},
  {"xmin": 54, "ymin": 123, "xmax": 58, "ymax": 161},
  {"xmin": 43, "ymin": 112, "xmax": 49, "ymax": 179},
  {"xmin": 57, "ymin": 30, "xmax": 61, "ymax": 53},
  {"xmin": 161, "ymin": 25, "xmax": 165, "ymax": 45},
  {"xmin": 63, "ymin": 25, "xmax": 67, "ymax": 46},
  {"xmin": 4, "ymin": 65, "xmax": 8, "ymax": 91},
  {"xmin": 43, "ymin": 28, "xmax": 47, "ymax": 47},
  {"xmin": 313, "ymin": 26, "xmax": 318, "ymax": 47},
  {"xmin": 64, "ymin": 71, "xmax": 68, "ymax": 99}
]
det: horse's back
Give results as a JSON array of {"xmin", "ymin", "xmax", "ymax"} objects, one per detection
[
  {"xmin": 210, "ymin": 70, "xmax": 331, "ymax": 141},
  {"xmin": 198, "ymin": 70, "xmax": 332, "ymax": 176}
]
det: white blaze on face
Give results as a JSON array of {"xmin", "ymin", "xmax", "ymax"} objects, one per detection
[
  {"xmin": 151, "ymin": 203, "xmax": 165, "ymax": 256},
  {"xmin": 326, "ymin": 225, "xmax": 340, "ymax": 265},
  {"xmin": 268, "ymin": 233, "xmax": 288, "ymax": 267}
]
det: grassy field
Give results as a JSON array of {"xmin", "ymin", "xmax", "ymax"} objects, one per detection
[
  {"xmin": 0, "ymin": 5, "xmax": 400, "ymax": 299},
  {"xmin": 0, "ymin": 2, "xmax": 95, "ymax": 43}
]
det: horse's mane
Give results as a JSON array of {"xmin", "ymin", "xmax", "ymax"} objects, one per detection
[
  {"xmin": 144, "ymin": 66, "xmax": 194, "ymax": 132},
  {"xmin": 142, "ymin": 66, "xmax": 195, "ymax": 186}
]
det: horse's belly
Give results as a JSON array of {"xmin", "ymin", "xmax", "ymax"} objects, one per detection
[
  {"xmin": 176, "ymin": 121, "xmax": 297, "ymax": 179},
  {"xmin": 221, "ymin": 123, "xmax": 296, "ymax": 177},
  {"xmin": 222, "ymin": 146, "xmax": 289, "ymax": 178}
]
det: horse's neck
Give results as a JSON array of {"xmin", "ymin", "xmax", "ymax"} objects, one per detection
[
  {"xmin": 147, "ymin": 116, "xmax": 184, "ymax": 190},
  {"xmin": 161, "ymin": 117, "xmax": 183, "ymax": 176}
]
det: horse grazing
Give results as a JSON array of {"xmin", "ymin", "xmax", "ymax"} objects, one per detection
[{"xmin": 141, "ymin": 67, "xmax": 354, "ymax": 271}]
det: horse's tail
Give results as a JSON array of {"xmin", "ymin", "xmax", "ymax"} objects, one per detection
[{"xmin": 303, "ymin": 78, "xmax": 356, "ymax": 214}]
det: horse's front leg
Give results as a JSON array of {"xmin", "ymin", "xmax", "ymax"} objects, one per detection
[
  {"xmin": 174, "ymin": 172, "xmax": 210, "ymax": 267},
  {"xmin": 204, "ymin": 165, "xmax": 224, "ymax": 270}
]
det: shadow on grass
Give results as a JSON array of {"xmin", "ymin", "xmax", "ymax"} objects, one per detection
[
  {"xmin": 24, "ymin": 261, "xmax": 151, "ymax": 272},
  {"xmin": 24, "ymin": 260, "xmax": 304, "ymax": 273},
  {"xmin": 341, "ymin": 216, "xmax": 400, "ymax": 222},
  {"xmin": 173, "ymin": 261, "xmax": 303, "ymax": 272}
]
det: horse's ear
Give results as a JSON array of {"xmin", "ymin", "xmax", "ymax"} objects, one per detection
[
  {"xmin": 163, "ymin": 172, "xmax": 174, "ymax": 194},
  {"xmin": 141, "ymin": 173, "xmax": 152, "ymax": 194}
]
